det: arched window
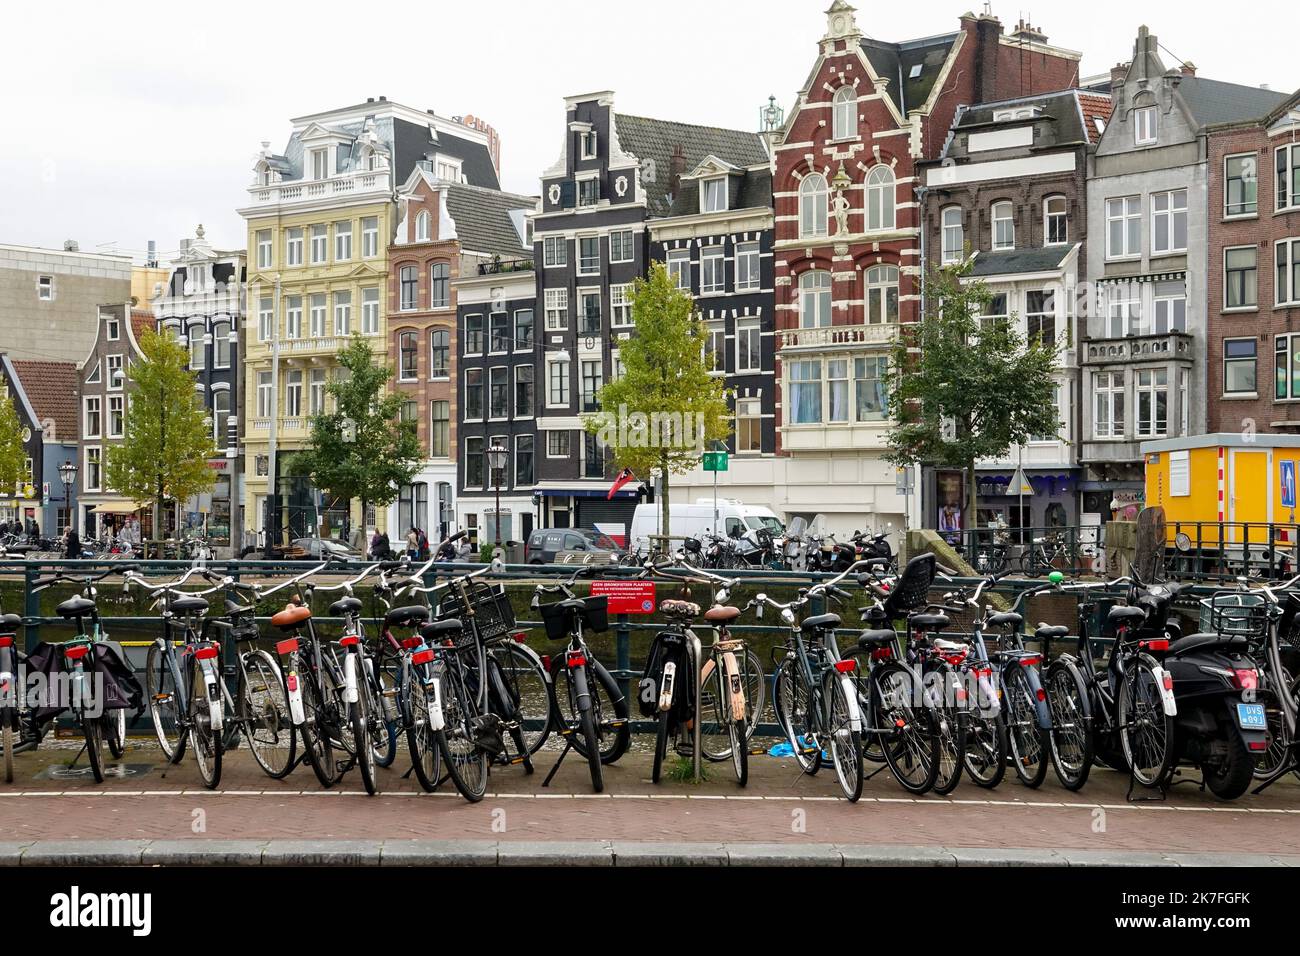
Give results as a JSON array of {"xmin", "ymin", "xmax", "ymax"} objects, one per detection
[
  {"xmin": 799, "ymin": 270, "xmax": 832, "ymax": 328},
  {"xmin": 429, "ymin": 328, "xmax": 449, "ymax": 378},
  {"xmin": 213, "ymin": 390, "xmax": 230, "ymax": 445},
  {"xmin": 832, "ymin": 86, "xmax": 857, "ymax": 141},
  {"xmin": 213, "ymin": 321, "xmax": 231, "ymax": 368},
  {"xmin": 992, "ymin": 201, "xmax": 1015, "ymax": 250},
  {"xmin": 398, "ymin": 330, "xmax": 419, "ymax": 381},
  {"xmin": 415, "ymin": 210, "xmax": 431, "ymax": 242},
  {"xmin": 799, "ymin": 173, "xmax": 828, "ymax": 238},
  {"xmin": 865, "ymin": 166, "xmax": 895, "ymax": 231},
  {"xmin": 864, "ymin": 265, "xmax": 899, "ymax": 324},
  {"xmin": 430, "ymin": 262, "xmax": 450, "ymax": 309},
  {"xmin": 1044, "ymin": 195, "xmax": 1068, "ymax": 245},
  {"xmin": 941, "ymin": 207, "xmax": 965, "ymax": 264}
]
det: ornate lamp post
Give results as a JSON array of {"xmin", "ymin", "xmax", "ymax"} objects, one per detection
[
  {"xmin": 58, "ymin": 460, "xmax": 77, "ymax": 536},
  {"xmin": 486, "ymin": 443, "xmax": 509, "ymax": 550}
]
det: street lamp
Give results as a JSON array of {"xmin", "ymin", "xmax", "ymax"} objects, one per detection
[
  {"xmin": 58, "ymin": 460, "xmax": 77, "ymax": 536},
  {"xmin": 486, "ymin": 443, "xmax": 509, "ymax": 549}
]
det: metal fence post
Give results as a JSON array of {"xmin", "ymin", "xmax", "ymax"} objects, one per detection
[
  {"xmin": 23, "ymin": 564, "xmax": 40, "ymax": 651},
  {"xmin": 615, "ymin": 613, "xmax": 630, "ymax": 702}
]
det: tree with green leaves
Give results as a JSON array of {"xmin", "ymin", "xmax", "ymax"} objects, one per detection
[
  {"xmin": 583, "ymin": 261, "xmax": 732, "ymax": 544},
  {"xmin": 0, "ymin": 390, "xmax": 26, "ymax": 495},
  {"xmin": 298, "ymin": 335, "xmax": 421, "ymax": 540},
  {"xmin": 887, "ymin": 261, "xmax": 1062, "ymax": 527},
  {"xmin": 104, "ymin": 327, "xmax": 216, "ymax": 544}
]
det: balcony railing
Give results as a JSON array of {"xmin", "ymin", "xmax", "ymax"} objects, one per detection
[
  {"xmin": 248, "ymin": 172, "xmax": 388, "ymax": 207},
  {"xmin": 779, "ymin": 323, "xmax": 897, "ymax": 352},
  {"xmin": 1082, "ymin": 332, "xmax": 1194, "ymax": 366},
  {"xmin": 477, "ymin": 258, "xmax": 534, "ymax": 276}
]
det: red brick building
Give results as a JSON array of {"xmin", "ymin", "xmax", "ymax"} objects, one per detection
[
  {"xmin": 770, "ymin": 2, "xmax": 1081, "ymax": 529},
  {"xmin": 1206, "ymin": 91, "xmax": 1300, "ymax": 434}
]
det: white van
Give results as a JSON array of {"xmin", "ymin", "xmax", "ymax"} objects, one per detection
[{"xmin": 627, "ymin": 498, "xmax": 785, "ymax": 555}]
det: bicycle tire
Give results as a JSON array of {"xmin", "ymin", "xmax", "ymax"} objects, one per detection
[
  {"xmin": 963, "ymin": 698, "xmax": 1008, "ymax": 789},
  {"xmin": 1253, "ymin": 669, "xmax": 1295, "ymax": 782},
  {"xmin": 299, "ymin": 668, "xmax": 338, "ymax": 788},
  {"xmin": 730, "ymin": 716, "xmax": 748, "ymax": 786},
  {"xmin": 434, "ymin": 658, "xmax": 489, "ymax": 802},
  {"xmin": 2, "ymin": 721, "xmax": 13, "ymax": 783},
  {"xmin": 742, "ymin": 648, "xmax": 765, "ymax": 739},
  {"xmin": 368, "ymin": 656, "xmax": 399, "ymax": 768},
  {"xmin": 494, "ymin": 641, "xmax": 553, "ymax": 757},
  {"xmin": 238, "ymin": 650, "xmax": 296, "ymax": 779},
  {"xmin": 1118, "ymin": 656, "xmax": 1177, "ymax": 788},
  {"xmin": 550, "ymin": 657, "xmax": 630, "ymax": 765},
  {"xmin": 773, "ymin": 656, "xmax": 820, "ymax": 774},
  {"xmin": 145, "ymin": 641, "xmax": 183, "ymax": 761},
  {"xmin": 83, "ymin": 714, "xmax": 104, "ymax": 783},
  {"xmin": 189, "ymin": 659, "xmax": 222, "ymax": 790},
  {"xmin": 824, "ymin": 671, "xmax": 863, "ymax": 801},
  {"xmin": 105, "ymin": 708, "xmax": 126, "ymax": 759},
  {"xmin": 925, "ymin": 662, "xmax": 965, "ymax": 795},
  {"xmin": 651, "ymin": 709, "xmax": 669, "ymax": 783},
  {"xmin": 1005, "ymin": 667, "xmax": 1050, "ymax": 788},
  {"xmin": 406, "ymin": 672, "xmax": 441, "ymax": 793},
  {"xmin": 579, "ymin": 703, "xmax": 604, "ymax": 793},
  {"xmin": 349, "ymin": 657, "xmax": 378, "ymax": 795},
  {"xmin": 1046, "ymin": 660, "xmax": 1093, "ymax": 791}
]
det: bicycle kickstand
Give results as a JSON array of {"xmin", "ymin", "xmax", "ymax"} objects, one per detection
[{"xmin": 541, "ymin": 728, "xmax": 578, "ymax": 788}]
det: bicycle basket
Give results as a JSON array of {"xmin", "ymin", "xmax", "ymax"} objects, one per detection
[
  {"xmin": 538, "ymin": 594, "xmax": 609, "ymax": 640},
  {"xmin": 1199, "ymin": 593, "xmax": 1268, "ymax": 639},
  {"xmin": 438, "ymin": 581, "xmax": 516, "ymax": 642}
]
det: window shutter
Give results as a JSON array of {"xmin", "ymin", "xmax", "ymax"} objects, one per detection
[{"xmin": 560, "ymin": 180, "xmax": 576, "ymax": 209}]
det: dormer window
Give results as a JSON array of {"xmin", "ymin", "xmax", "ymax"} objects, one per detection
[
  {"xmin": 435, "ymin": 159, "xmax": 461, "ymax": 182},
  {"xmin": 701, "ymin": 177, "xmax": 727, "ymax": 213},
  {"xmin": 992, "ymin": 106, "xmax": 1039, "ymax": 122},
  {"xmin": 580, "ymin": 130, "xmax": 598, "ymax": 160},
  {"xmin": 311, "ymin": 148, "xmax": 329, "ymax": 179},
  {"xmin": 1134, "ymin": 106, "xmax": 1157, "ymax": 146}
]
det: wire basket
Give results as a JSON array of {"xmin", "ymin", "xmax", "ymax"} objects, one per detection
[
  {"xmin": 438, "ymin": 581, "xmax": 516, "ymax": 643},
  {"xmin": 1199, "ymin": 592, "xmax": 1269, "ymax": 639}
]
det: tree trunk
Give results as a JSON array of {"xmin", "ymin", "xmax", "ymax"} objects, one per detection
[
  {"xmin": 359, "ymin": 496, "xmax": 368, "ymax": 556},
  {"xmin": 965, "ymin": 460, "xmax": 978, "ymax": 545},
  {"xmin": 659, "ymin": 454, "xmax": 670, "ymax": 555}
]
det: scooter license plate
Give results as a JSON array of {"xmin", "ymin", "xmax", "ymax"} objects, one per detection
[{"xmin": 1236, "ymin": 702, "xmax": 1267, "ymax": 730}]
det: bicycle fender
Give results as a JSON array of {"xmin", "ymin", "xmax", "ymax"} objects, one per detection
[
  {"xmin": 200, "ymin": 659, "xmax": 223, "ymax": 732},
  {"xmin": 428, "ymin": 665, "xmax": 446, "ymax": 732},
  {"xmin": 343, "ymin": 653, "xmax": 359, "ymax": 705},
  {"xmin": 285, "ymin": 665, "xmax": 305, "ymax": 726},
  {"xmin": 1021, "ymin": 666, "xmax": 1053, "ymax": 730},
  {"xmin": 511, "ymin": 641, "xmax": 553, "ymax": 686},
  {"xmin": 1143, "ymin": 654, "xmax": 1178, "ymax": 717},
  {"xmin": 838, "ymin": 674, "xmax": 863, "ymax": 731}
]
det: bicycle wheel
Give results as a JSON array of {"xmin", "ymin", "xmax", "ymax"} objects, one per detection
[
  {"xmin": 550, "ymin": 658, "xmax": 630, "ymax": 765},
  {"xmin": 741, "ymin": 648, "xmax": 765, "ymax": 739},
  {"xmin": 406, "ymin": 670, "xmax": 442, "ymax": 793},
  {"xmin": 824, "ymin": 671, "xmax": 863, "ymax": 801},
  {"xmin": 651, "ymin": 708, "xmax": 670, "ymax": 783},
  {"xmin": 773, "ymin": 656, "xmax": 820, "ymax": 774},
  {"xmin": 578, "ymin": 698, "xmax": 604, "ymax": 792},
  {"xmin": 145, "ymin": 641, "xmax": 183, "ymax": 761},
  {"xmin": 2, "ymin": 720, "xmax": 12, "ymax": 783},
  {"xmin": 962, "ymin": 693, "xmax": 1007, "ymax": 789},
  {"xmin": 435, "ymin": 658, "xmax": 489, "ymax": 802},
  {"xmin": 1254, "ymin": 669, "xmax": 1292, "ymax": 781},
  {"xmin": 872, "ymin": 663, "xmax": 938, "ymax": 794},
  {"xmin": 1005, "ymin": 667, "xmax": 1050, "ymax": 788},
  {"xmin": 489, "ymin": 643, "xmax": 552, "ymax": 764},
  {"xmin": 926, "ymin": 663, "xmax": 965, "ymax": 795},
  {"xmin": 188, "ymin": 659, "xmax": 222, "ymax": 790},
  {"xmin": 105, "ymin": 708, "xmax": 126, "ymax": 759},
  {"xmin": 349, "ymin": 657, "xmax": 378, "ymax": 795},
  {"xmin": 368, "ymin": 656, "xmax": 399, "ymax": 769},
  {"xmin": 299, "ymin": 669, "xmax": 338, "ymax": 788},
  {"xmin": 238, "ymin": 650, "xmax": 296, "ymax": 779},
  {"xmin": 699, "ymin": 659, "xmax": 737, "ymax": 763},
  {"xmin": 1118, "ymin": 657, "xmax": 1177, "ymax": 788},
  {"xmin": 83, "ymin": 713, "xmax": 105, "ymax": 783},
  {"xmin": 1046, "ymin": 660, "xmax": 1093, "ymax": 791}
]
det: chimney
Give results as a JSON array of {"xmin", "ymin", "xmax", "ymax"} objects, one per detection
[
  {"xmin": 1008, "ymin": 18, "xmax": 1048, "ymax": 43},
  {"xmin": 968, "ymin": 9, "xmax": 1004, "ymax": 104},
  {"xmin": 63, "ymin": 239, "xmax": 79, "ymax": 252},
  {"xmin": 669, "ymin": 144, "xmax": 686, "ymax": 195},
  {"xmin": 147, "ymin": 240, "xmax": 157, "ymax": 267},
  {"xmin": 1180, "ymin": 61, "xmax": 1197, "ymax": 77},
  {"xmin": 1111, "ymin": 62, "xmax": 1130, "ymax": 90}
]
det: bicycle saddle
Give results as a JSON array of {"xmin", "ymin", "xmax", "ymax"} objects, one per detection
[
  {"xmin": 704, "ymin": 605, "xmax": 741, "ymax": 624},
  {"xmin": 0, "ymin": 612, "xmax": 20, "ymax": 630},
  {"xmin": 1035, "ymin": 624, "xmax": 1069, "ymax": 640},
  {"xmin": 271, "ymin": 604, "xmax": 312, "ymax": 629},
  {"xmin": 908, "ymin": 612, "xmax": 950, "ymax": 632},
  {"xmin": 225, "ymin": 598, "xmax": 253, "ymax": 616},
  {"xmin": 800, "ymin": 612, "xmax": 841, "ymax": 633},
  {"xmin": 55, "ymin": 596, "xmax": 96, "ymax": 619},
  {"xmin": 857, "ymin": 629, "xmax": 896, "ymax": 647},
  {"xmin": 934, "ymin": 638, "xmax": 968, "ymax": 655},
  {"xmin": 329, "ymin": 596, "xmax": 363, "ymax": 616},
  {"xmin": 988, "ymin": 611, "xmax": 1023, "ymax": 628},
  {"xmin": 1107, "ymin": 605, "xmax": 1146, "ymax": 625},
  {"xmin": 385, "ymin": 605, "xmax": 430, "ymax": 628},
  {"xmin": 169, "ymin": 596, "xmax": 209, "ymax": 615},
  {"xmin": 420, "ymin": 618, "xmax": 462, "ymax": 640},
  {"xmin": 661, "ymin": 600, "xmax": 700, "ymax": 619}
]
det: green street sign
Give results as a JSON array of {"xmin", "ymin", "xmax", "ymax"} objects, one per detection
[{"xmin": 702, "ymin": 451, "xmax": 729, "ymax": 472}]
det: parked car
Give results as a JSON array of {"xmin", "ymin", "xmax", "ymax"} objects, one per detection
[
  {"xmin": 291, "ymin": 536, "xmax": 362, "ymax": 560},
  {"xmin": 525, "ymin": 528, "xmax": 621, "ymax": 564}
]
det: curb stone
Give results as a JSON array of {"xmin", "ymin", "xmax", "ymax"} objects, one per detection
[
  {"xmin": 612, "ymin": 841, "xmax": 728, "ymax": 866},
  {"xmin": 141, "ymin": 840, "xmax": 268, "ymax": 866},
  {"xmin": 379, "ymin": 840, "xmax": 499, "ymax": 866},
  {"xmin": 496, "ymin": 840, "xmax": 614, "ymax": 866},
  {"xmin": 948, "ymin": 846, "xmax": 1067, "ymax": 867},
  {"xmin": 21, "ymin": 840, "xmax": 151, "ymax": 866},
  {"xmin": 837, "ymin": 844, "xmax": 956, "ymax": 866},
  {"xmin": 726, "ymin": 843, "xmax": 843, "ymax": 866},
  {"xmin": 259, "ymin": 840, "xmax": 383, "ymax": 866}
]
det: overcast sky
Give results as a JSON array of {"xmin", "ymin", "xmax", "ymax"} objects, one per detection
[{"xmin": 2, "ymin": 1, "xmax": 1294, "ymax": 262}]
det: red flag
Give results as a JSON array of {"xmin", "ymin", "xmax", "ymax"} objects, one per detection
[{"xmin": 607, "ymin": 468, "xmax": 636, "ymax": 500}]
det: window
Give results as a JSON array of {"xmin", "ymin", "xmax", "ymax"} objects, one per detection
[
  {"xmin": 799, "ymin": 270, "xmax": 832, "ymax": 328},
  {"xmin": 1277, "ymin": 239, "xmax": 1300, "ymax": 306},
  {"xmin": 107, "ymin": 354, "xmax": 124, "ymax": 390},
  {"xmin": 285, "ymin": 228, "xmax": 303, "ymax": 266},
  {"xmin": 86, "ymin": 360, "xmax": 101, "ymax": 385},
  {"xmin": 465, "ymin": 437, "xmax": 484, "ymax": 487},
  {"xmin": 1094, "ymin": 372, "xmax": 1125, "ymax": 438},
  {"xmin": 84, "ymin": 397, "xmax": 101, "ymax": 438},
  {"xmin": 37, "ymin": 275, "xmax": 53, "ymax": 300},
  {"xmin": 256, "ymin": 229, "xmax": 272, "ymax": 268},
  {"xmin": 700, "ymin": 245, "xmax": 725, "ymax": 294},
  {"xmin": 736, "ymin": 319, "xmax": 761, "ymax": 372},
  {"xmin": 667, "ymin": 250, "xmax": 690, "ymax": 289},
  {"xmin": 490, "ymin": 367, "xmax": 509, "ymax": 418},
  {"xmin": 1218, "ymin": 247, "xmax": 1258, "ymax": 311},
  {"xmin": 701, "ymin": 177, "xmax": 727, "ymax": 213},
  {"xmin": 464, "ymin": 368, "xmax": 484, "ymax": 420},
  {"xmin": 582, "ymin": 433, "xmax": 607, "ymax": 479},
  {"xmin": 258, "ymin": 296, "xmax": 273, "ymax": 341},
  {"xmin": 85, "ymin": 448, "xmax": 101, "ymax": 492},
  {"xmin": 310, "ymin": 225, "xmax": 327, "ymax": 263},
  {"xmin": 514, "ymin": 309, "xmax": 534, "ymax": 350},
  {"xmin": 399, "ymin": 331, "xmax": 418, "ymax": 380},
  {"xmin": 941, "ymin": 207, "xmax": 964, "ymax": 264},
  {"xmin": 1277, "ymin": 335, "xmax": 1300, "ymax": 400},
  {"xmin": 464, "ymin": 314, "xmax": 484, "ymax": 354},
  {"xmin": 429, "ymin": 401, "xmax": 449, "ymax": 457},
  {"xmin": 1224, "ymin": 339, "xmax": 1257, "ymax": 395},
  {"xmin": 309, "ymin": 368, "xmax": 326, "ymax": 415},
  {"xmin": 415, "ymin": 210, "xmax": 431, "ymax": 242},
  {"xmin": 579, "ymin": 130, "xmax": 597, "ymax": 159},
  {"xmin": 855, "ymin": 356, "xmax": 888, "ymax": 422},
  {"xmin": 832, "ymin": 86, "xmax": 857, "ymax": 140},
  {"xmin": 799, "ymin": 174, "xmax": 828, "ymax": 238},
  {"xmin": 430, "ymin": 262, "xmax": 449, "ymax": 309},
  {"xmin": 1279, "ymin": 144, "xmax": 1300, "ymax": 212},
  {"xmin": 213, "ymin": 322, "xmax": 231, "ymax": 367},
  {"xmin": 487, "ymin": 312, "xmax": 509, "ymax": 353},
  {"xmin": 399, "ymin": 266, "xmax": 419, "ymax": 311},
  {"xmin": 189, "ymin": 329, "xmax": 206, "ymax": 369},
  {"xmin": 1044, "ymin": 196, "xmax": 1068, "ymax": 245},
  {"xmin": 1106, "ymin": 196, "xmax": 1141, "ymax": 259},
  {"xmin": 1151, "ymin": 189, "xmax": 1188, "ymax": 255},
  {"xmin": 864, "ymin": 265, "xmax": 898, "ymax": 325},
  {"xmin": 256, "ymin": 372, "xmax": 273, "ymax": 418},
  {"xmin": 706, "ymin": 321, "xmax": 725, "ymax": 370},
  {"xmin": 332, "ymin": 220, "xmax": 352, "ymax": 262},
  {"xmin": 515, "ymin": 365, "xmax": 534, "ymax": 417},
  {"xmin": 309, "ymin": 294, "xmax": 326, "ymax": 337},
  {"xmin": 580, "ymin": 360, "xmax": 603, "ymax": 412},
  {"xmin": 1134, "ymin": 106, "xmax": 1157, "ymax": 145},
  {"xmin": 1106, "ymin": 284, "xmax": 1141, "ymax": 338},
  {"xmin": 735, "ymin": 398, "xmax": 762, "ymax": 453},
  {"xmin": 333, "ymin": 291, "xmax": 351, "ymax": 335},
  {"xmin": 213, "ymin": 390, "xmax": 230, "ymax": 443},
  {"xmin": 865, "ymin": 166, "xmax": 895, "ymax": 231},
  {"xmin": 429, "ymin": 329, "xmax": 449, "ymax": 377},
  {"xmin": 543, "ymin": 236, "xmax": 568, "ymax": 268},
  {"xmin": 285, "ymin": 370, "xmax": 303, "ymax": 417},
  {"xmin": 547, "ymin": 431, "xmax": 570, "ymax": 457},
  {"xmin": 827, "ymin": 359, "xmax": 849, "ymax": 423},
  {"xmin": 545, "ymin": 288, "xmax": 568, "ymax": 330},
  {"xmin": 362, "ymin": 217, "xmax": 379, "ymax": 257},
  {"xmin": 548, "ymin": 359, "xmax": 570, "ymax": 406},
  {"xmin": 577, "ymin": 176, "xmax": 599, "ymax": 207},
  {"xmin": 513, "ymin": 435, "xmax": 535, "ymax": 486},
  {"xmin": 361, "ymin": 287, "xmax": 380, "ymax": 334},
  {"xmin": 979, "ymin": 292, "xmax": 1010, "ymax": 329},
  {"xmin": 311, "ymin": 148, "xmax": 328, "ymax": 179},
  {"xmin": 1153, "ymin": 295, "xmax": 1186, "ymax": 334},
  {"xmin": 992, "ymin": 201, "xmax": 1015, "ymax": 250},
  {"xmin": 789, "ymin": 360, "xmax": 821, "ymax": 424},
  {"xmin": 1135, "ymin": 369, "xmax": 1168, "ymax": 437},
  {"xmin": 436, "ymin": 159, "xmax": 461, "ymax": 182},
  {"xmin": 610, "ymin": 285, "xmax": 632, "ymax": 327},
  {"xmin": 735, "ymin": 242, "xmax": 760, "ymax": 291},
  {"xmin": 579, "ymin": 291, "xmax": 601, "ymax": 334},
  {"xmin": 609, "ymin": 230, "xmax": 634, "ymax": 263},
  {"xmin": 578, "ymin": 236, "xmax": 600, "ymax": 276},
  {"xmin": 1225, "ymin": 155, "xmax": 1258, "ymax": 217},
  {"xmin": 106, "ymin": 319, "xmax": 119, "ymax": 341},
  {"xmin": 1026, "ymin": 291, "xmax": 1056, "ymax": 348}
]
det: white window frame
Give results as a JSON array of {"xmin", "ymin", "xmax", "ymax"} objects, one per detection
[
  {"xmin": 577, "ymin": 235, "xmax": 600, "ymax": 276},
  {"xmin": 106, "ymin": 354, "xmax": 124, "ymax": 391},
  {"xmin": 285, "ymin": 228, "xmax": 303, "ymax": 266},
  {"xmin": 489, "ymin": 366, "xmax": 509, "ymax": 420},
  {"xmin": 1044, "ymin": 195, "xmax": 1068, "ymax": 245},
  {"xmin": 1277, "ymin": 238, "xmax": 1300, "ymax": 307},
  {"xmin": 610, "ymin": 230, "xmax": 634, "ymax": 264},
  {"xmin": 543, "ymin": 236, "xmax": 567, "ymax": 268},
  {"xmin": 865, "ymin": 166, "xmax": 895, "ymax": 232},
  {"xmin": 1278, "ymin": 144, "xmax": 1300, "ymax": 212},
  {"xmin": 1106, "ymin": 196, "xmax": 1142, "ymax": 260},
  {"xmin": 578, "ymin": 289, "xmax": 601, "ymax": 335},
  {"xmin": 361, "ymin": 287, "xmax": 380, "ymax": 334},
  {"xmin": 1153, "ymin": 294, "xmax": 1186, "ymax": 334},
  {"xmin": 256, "ymin": 371, "xmax": 273, "ymax": 419},
  {"xmin": 362, "ymin": 217, "xmax": 379, "ymax": 258},
  {"xmin": 256, "ymin": 230, "xmax": 272, "ymax": 269},
  {"xmin": 544, "ymin": 288, "xmax": 569, "ymax": 330},
  {"xmin": 576, "ymin": 175, "xmax": 599, "ymax": 208},
  {"xmin": 1134, "ymin": 106, "xmax": 1157, "ymax": 146},
  {"xmin": 547, "ymin": 359, "xmax": 570, "ymax": 408},
  {"xmin": 546, "ymin": 431, "xmax": 570, "ymax": 458},
  {"xmin": 83, "ymin": 396, "xmax": 101, "ymax": 439},
  {"xmin": 799, "ymin": 174, "xmax": 828, "ymax": 239},
  {"xmin": 333, "ymin": 291, "xmax": 351, "ymax": 336},
  {"xmin": 799, "ymin": 270, "xmax": 832, "ymax": 328},
  {"xmin": 334, "ymin": 221, "xmax": 352, "ymax": 261},
  {"xmin": 832, "ymin": 86, "xmax": 857, "ymax": 141},
  {"xmin": 1151, "ymin": 189, "xmax": 1188, "ymax": 256},
  {"xmin": 736, "ymin": 318, "xmax": 761, "ymax": 373},
  {"xmin": 84, "ymin": 446, "xmax": 101, "ymax": 492},
  {"xmin": 1093, "ymin": 371, "xmax": 1125, "ymax": 439},
  {"xmin": 701, "ymin": 177, "xmax": 727, "ymax": 214},
  {"xmin": 700, "ymin": 245, "xmax": 725, "ymax": 295},
  {"xmin": 1135, "ymin": 367, "xmax": 1169, "ymax": 438},
  {"xmin": 284, "ymin": 369, "xmax": 303, "ymax": 418},
  {"xmin": 37, "ymin": 275, "xmax": 53, "ymax": 301},
  {"xmin": 309, "ymin": 294, "xmax": 327, "ymax": 338},
  {"xmin": 309, "ymin": 224, "xmax": 328, "ymax": 264},
  {"xmin": 415, "ymin": 210, "xmax": 431, "ymax": 242},
  {"xmin": 258, "ymin": 297, "xmax": 273, "ymax": 342},
  {"xmin": 992, "ymin": 201, "xmax": 1015, "ymax": 251},
  {"xmin": 1224, "ymin": 153, "xmax": 1258, "ymax": 218},
  {"xmin": 464, "ymin": 368, "xmax": 484, "ymax": 421},
  {"xmin": 667, "ymin": 250, "xmax": 690, "ymax": 290},
  {"xmin": 610, "ymin": 284, "xmax": 633, "ymax": 327},
  {"xmin": 735, "ymin": 241, "xmax": 760, "ymax": 291},
  {"xmin": 864, "ymin": 265, "xmax": 898, "ymax": 325},
  {"xmin": 941, "ymin": 207, "xmax": 964, "ymax": 264}
]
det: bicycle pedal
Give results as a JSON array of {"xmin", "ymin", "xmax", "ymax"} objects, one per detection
[{"xmin": 509, "ymin": 755, "xmax": 527, "ymax": 765}]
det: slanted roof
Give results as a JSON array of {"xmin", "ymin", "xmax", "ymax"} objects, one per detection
[
  {"xmin": 967, "ymin": 245, "xmax": 1075, "ymax": 278},
  {"xmin": 9, "ymin": 360, "xmax": 78, "ymax": 442},
  {"xmin": 130, "ymin": 309, "xmax": 156, "ymax": 343},
  {"xmin": 666, "ymin": 166, "xmax": 772, "ymax": 218},
  {"xmin": 1178, "ymin": 76, "xmax": 1289, "ymax": 129},
  {"xmin": 1076, "ymin": 93, "xmax": 1114, "ymax": 144},
  {"xmin": 443, "ymin": 183, "xmax": 536, "ymax": 256},
  {"xmin": 860, "ymin": 32, "xmax": 960, "ymax": 117},
  {"xmin": 613, "ymin": 114, "xmax": 769, "ymax": 218}
]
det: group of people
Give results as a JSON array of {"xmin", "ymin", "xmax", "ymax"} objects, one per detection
[
  {"xmin": 0, "ymin": 517, "xmax": 41, "ymax": 541},
  {"xmin": 368, "ymin": 527, "xmax": 473, "ymax": 562}
]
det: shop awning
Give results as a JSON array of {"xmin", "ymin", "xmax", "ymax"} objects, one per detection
[{"xmin": 91, "ymin": 501, "xmax": 144, "ymax": 514}]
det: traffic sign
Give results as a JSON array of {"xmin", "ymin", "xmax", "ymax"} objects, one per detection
[
  {"xmin": 702, "ymin": 451, "xmax": 728, "ymax": 473},
  {"xmin": 1004, "ymin": 467, "xmax": 1034, "ymax": 497},
  {"xmin": 1283, "ymin": 460, "xmax": 1296, "ymax": 509}
]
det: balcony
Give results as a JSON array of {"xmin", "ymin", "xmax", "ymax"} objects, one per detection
[
  {"xmin": 779, "ymin": 323, "xmax": 897, "ymax": 353},
  {"xmin": 477, "ymin": 257, "xmax": 534, "ymax": 276},
  {"xmin": 245, "ymin": 171, "xmax": 388, "ymax": 211},
  {"xmin": 1082, "ymin": 332, "xmax": 1194, "ymax": 367}
]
